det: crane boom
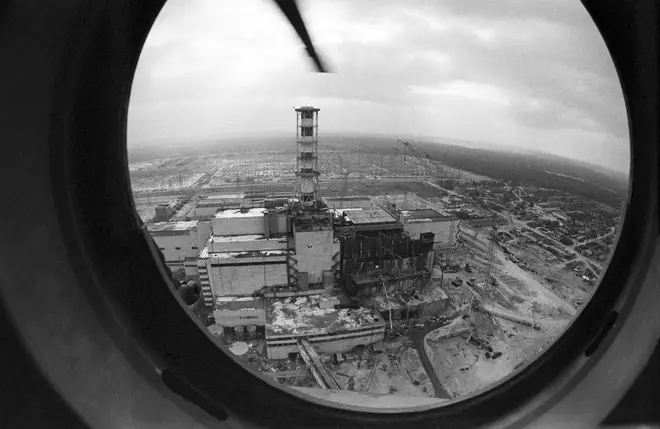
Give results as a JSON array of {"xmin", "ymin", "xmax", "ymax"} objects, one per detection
[{"xmin": 397, "ymin": 140, "xmax": 436, "ymax": 177}]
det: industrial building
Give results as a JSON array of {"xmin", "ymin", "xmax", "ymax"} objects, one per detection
[
  {"xmin": 189, "ymin": 193, "xmax": 246, "ymax": 219},
  {"xmin": 147, "ymin": 220, "xmax": 212, "ymax": 274},
  {"xmin": 154, "ymin": 200, "xmax": 180, "ymax": 222},
  {"xmin": 400, "ymin": 209, "xmax": 455, "ymax": 250},
  {"xmin": 148, "ymin": 106, "xmax": 454, "ymax": 359}
]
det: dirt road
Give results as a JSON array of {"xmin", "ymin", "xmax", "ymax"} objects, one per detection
[{"xmin": 409, "ymin": 323, "xmax": 451, "ymax": 399}]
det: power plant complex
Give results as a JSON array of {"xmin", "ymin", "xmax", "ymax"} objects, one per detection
[
  {"xmin": 137, "ymin": 106, "xmax": 620, "ymax": 398},
  {"xmin": 146, "ymin": 106, "xmax": 456, "ymax": 360}
]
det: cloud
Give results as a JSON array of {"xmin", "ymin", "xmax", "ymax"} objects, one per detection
[
  {"xmin": 128, "ymin": 0, "xmax": 629, "ymax": 173},
  {"xmin": 410, "ymin": 81, "xmax": 512, "ymax": 106}
]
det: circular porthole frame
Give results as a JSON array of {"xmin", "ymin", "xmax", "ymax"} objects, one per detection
[{"xmin": 0, "ymin": 0, "xmax": 658, "ymax": 428}]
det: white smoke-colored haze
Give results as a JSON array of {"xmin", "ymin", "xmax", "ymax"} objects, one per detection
[{"xmin": 128, "ymin": 0, "xmax": 630, "ymax": 173}]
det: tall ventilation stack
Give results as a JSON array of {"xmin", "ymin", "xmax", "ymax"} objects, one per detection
[{"xmin": 294, "ymin": 106, "xmax": 321, "ymax": 209}]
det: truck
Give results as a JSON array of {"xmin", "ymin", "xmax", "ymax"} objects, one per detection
[
  {"xmin": 464, "ymin": 263, "xmax": 473, "ymax": 273},
  {"xmin": 466, "ymin": 277, "xmax": 477, "ymax": 287},
  {"xmin": 451, "ymin": 277, "xmax": 464, "ymax": 287}
]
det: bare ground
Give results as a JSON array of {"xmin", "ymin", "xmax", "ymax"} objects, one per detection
[{"xmin": 424, "ymin": 222, "xmax": 580, "ymax": 398}]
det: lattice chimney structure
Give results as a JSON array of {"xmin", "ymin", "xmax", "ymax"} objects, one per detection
[{"xmin": 294, "ymin": 106, "xmax": 321, "ymax": 209}]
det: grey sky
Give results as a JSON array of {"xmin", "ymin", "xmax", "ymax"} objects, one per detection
[{"xmin": 128, "ymin": 0, "xmax": 630, "ymax": 173}]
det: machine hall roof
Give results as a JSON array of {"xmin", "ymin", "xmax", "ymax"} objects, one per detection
[
  {"xmin": 198, "ymin": 247, "xmax": 288, "ymax": 260},
  {"xmin": 324, "ymin": 196, "xmax": 374, "ymax": 210},
  {"xmin": 214, "ymin": 208, "xmax": 266, "ymax": 219},
  {"xmin": 344, "ymin": 208, "xmax": 397, "ymax": 225},
  {"xmin": 146, "ymin": 221, "xmax": 198, "ymax": 234},
  {"xmin": 401, "ymin": 209, "xmax": 451, "ymax": 222}
]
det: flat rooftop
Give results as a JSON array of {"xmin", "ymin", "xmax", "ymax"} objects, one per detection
[
  {"xmin": 146, "ymin": 220, "xmax": 197, "ymax": 233},
  {"xmin": 266, "ymin": 296, "xmax": 383, "ymax": 336},
  {"xmin": 344, "ymin": 208, "xmax": 397, "ymax": 225},
  {"xmin": 401, "ymin": 209, "xmax": 451, "ymax": 222},
  {"xmin": 215, "ymin": 208, "xmax": 267, "ymax": 219},
  {"xmin": 324, "ymin": 196, "xmax": 374, "ymax": 210},
  {"xmin": 210, "ymin": 234, "xmax": 286, "ymax": 243},
  {"xmin": 331, "ymin": 208, "xmax": 364, "ymax": 217},
  {"xmin": 199, "ymin": 248, "xmax": 288, "ymax": 260}
]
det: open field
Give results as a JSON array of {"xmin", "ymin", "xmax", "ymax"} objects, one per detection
[
  {"xmin": 420, "ymin": 221, "xmax": 578, "ymax": 398},
  {"xmin": 129, "ymin": 133, "xmax": 626, "ymax": 207}
]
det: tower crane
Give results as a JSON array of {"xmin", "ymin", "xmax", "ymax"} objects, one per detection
[
  {"xmin": 397, "ymin": 140, "xmax": 437, "ymax": 179},
  {"xmin": 467, "ymin": 180, "xmax": 499, "ymax": 334}
]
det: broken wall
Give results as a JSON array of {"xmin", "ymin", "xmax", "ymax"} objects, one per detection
[{"xmin": 404, "ymin": 220, "xmax": 455, "ymax": 250}]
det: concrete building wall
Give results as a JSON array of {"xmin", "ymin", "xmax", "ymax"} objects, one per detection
[
  {"xmin": 208, "ymin": 237, "xmax": 288, "ymax": 253},
  {"xmin": 164, "ymin": 261, "xmax": 185, "ymax": 274},
  {"xmin": 151, "ymin": 222, "xmax": 211, "ymax": 266},
  {"xmin": 210, "ymin": 263, "xmax": 288, "ymax": 296},
  {"xmin": 212, "ymin": 217, "xmax": 265, "ymax": 236},
  {"xmin": 197, "ymin": 221, "xmax": 213, "ymax": 248},
  {"xmin": 293, "ymin": 229, "xmax": 337, "ymax": 284},
  {"xmin": 404, "ymin": 220, "xmax": 455, "ymax": 250},
  {"xmin": 268, "ymin": 211, "xmax": 289, "ymax": 235},
  {"xmin": 152, "ymin": 231, "xmax": 200, "ymax": 264},
  {"xmin": 190, "ymin": 205, "xmax": 220, "ymax": 218},
  {"xmin": 213, "ymin": 308, "xmax": 266, "ymax": 327}
]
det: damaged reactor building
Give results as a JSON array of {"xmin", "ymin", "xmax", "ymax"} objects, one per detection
[{"xmin": 147, "ymin": 106, "xmax": 457, "ymax": 360}]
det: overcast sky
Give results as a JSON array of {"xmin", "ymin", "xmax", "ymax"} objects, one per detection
[{"xmin": 128, "ymin": 0, "xmax": 630, "ymax": 173}]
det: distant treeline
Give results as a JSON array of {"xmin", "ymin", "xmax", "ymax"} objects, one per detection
[{"xmin": 409, "ymin": 141, "xmax": 628, "ymax": 209}]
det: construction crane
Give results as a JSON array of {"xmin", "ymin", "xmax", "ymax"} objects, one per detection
[
  {"xmin": 484, "ymin": 220, "xmax": 498, "ymax": 289},
  {"xmin": 397, "ymin": 139, "xmax": 458, "ymax": 251},
  {"xmin": 397, "ymin": 140, "xmax": 437, "ymax": 179},
  {"xmin": 467, "ymin": 179, "xmax": 499, "ymax": 332},
  {"xmin": 466, "ymin": 216, "xmax": 497, "ymax": 326}
]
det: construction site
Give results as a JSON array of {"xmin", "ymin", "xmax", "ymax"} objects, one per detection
[{"xmin": 135, "ymin": 107, "xmax": 621, "ymax": 406}]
